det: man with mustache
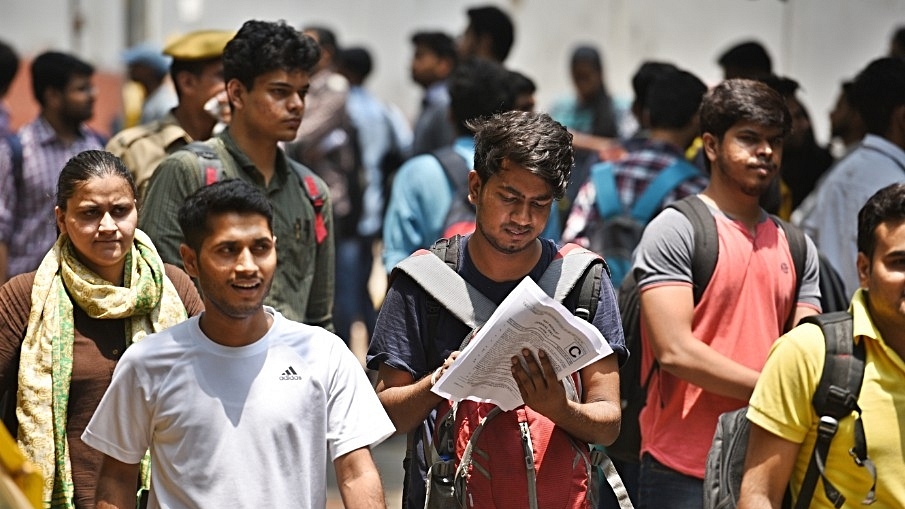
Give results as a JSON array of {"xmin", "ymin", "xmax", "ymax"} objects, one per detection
[
  {"xmin": 0, "ymin": 51, "xmax": 104, "ymax": 284},
  {"xmin": 140, "ymin": 20, "xmax": 334, "ymax": 330},
  {"xmin": 630, "ymin": 79, "xmax": 822, "ymax": 509}
]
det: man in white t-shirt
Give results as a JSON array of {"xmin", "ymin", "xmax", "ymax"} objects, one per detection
[{"xmin": 83, "ymin": 179, "xmax": 394, "ymax": 509}]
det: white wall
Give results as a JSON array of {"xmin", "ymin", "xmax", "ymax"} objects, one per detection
[{"xmin": 1, "ymin": 0, "xmax": 903, "ymax": 143}]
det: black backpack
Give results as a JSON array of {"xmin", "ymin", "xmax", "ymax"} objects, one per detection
[
  {"xmin": 432, "ymin": 148, "xmax": 475, "ymax": 239},
  {"xmin": 703, "ymin": 311, "xmax": 877, "ymax": 509},
  {"xmin": 607, "ymin": 195, "xmax": 807, "ymax": 463}
]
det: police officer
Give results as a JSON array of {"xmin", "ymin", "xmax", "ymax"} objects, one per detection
[{"xmin": 107, "ymin": 29, "xmax": 234, "ymax": 202}]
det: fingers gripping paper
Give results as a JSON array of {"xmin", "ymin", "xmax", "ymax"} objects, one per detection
[{"xmin": 431, "ymin": 276, "xmax": 612, "ymax": 411}]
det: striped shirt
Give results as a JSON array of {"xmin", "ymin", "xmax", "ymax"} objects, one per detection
[{"xmin": 0, "ymin": 117, "xmax": 104, "ymax": 277}]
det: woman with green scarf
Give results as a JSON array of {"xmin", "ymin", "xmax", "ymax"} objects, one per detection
[{"xmin": 0, "ymin": 150, "xmax": 204, "ymax": 509}]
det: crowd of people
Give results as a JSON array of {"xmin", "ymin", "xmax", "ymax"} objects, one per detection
[{"xmin": 0, "ymin": 6, "xmax": 904, "ymax": 509}]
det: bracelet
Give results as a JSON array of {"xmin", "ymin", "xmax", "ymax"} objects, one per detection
[{"xmin": 430, "ymin": 366, "xmax": 444, "ymax": 386}]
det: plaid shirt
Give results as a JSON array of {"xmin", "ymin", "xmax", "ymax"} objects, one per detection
[
  {"xmin": 0, "ymin": 117, "xmax": 104, "ymax": 277},
  {"xmin": 562, "ymin": 139, "xmax": 708, "ymax": 246}
]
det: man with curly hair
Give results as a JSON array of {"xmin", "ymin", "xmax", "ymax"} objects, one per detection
[{"xmin": 140, "ymin": 19, "xmax": 335, "ymax": 330}]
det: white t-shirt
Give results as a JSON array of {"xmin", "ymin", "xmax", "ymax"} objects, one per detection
[{"xmin": 83, "ymin": 307, "xmax": 394, "ymax": 509}]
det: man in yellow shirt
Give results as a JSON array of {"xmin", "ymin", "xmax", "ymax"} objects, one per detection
[{"xmin": 739, "ymin": 183, "xmax": 905, "ymax": 508}]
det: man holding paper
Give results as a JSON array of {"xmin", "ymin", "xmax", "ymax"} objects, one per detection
[{"xmin": 367, "ymin": 110, "xmax": 627, "ymax": 509}]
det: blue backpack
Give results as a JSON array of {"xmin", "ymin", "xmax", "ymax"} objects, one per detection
[{"xmin": 588, "ymin": 159, "xmax": 701, "ymax": 285}]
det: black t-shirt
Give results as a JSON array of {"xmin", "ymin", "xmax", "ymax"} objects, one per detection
[{"xmin": 366, "ymin": 235, "xmax": 626, "ymax": 509}]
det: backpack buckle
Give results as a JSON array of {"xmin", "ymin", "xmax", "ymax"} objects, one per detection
[{"xmin": 817, "ymin": 415, "xmax": 839, "ymax": 439}]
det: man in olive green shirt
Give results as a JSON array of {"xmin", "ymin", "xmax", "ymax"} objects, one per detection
[{"xmin": 140, "ymin": 20, "xmax": 334, "ymax": 330}]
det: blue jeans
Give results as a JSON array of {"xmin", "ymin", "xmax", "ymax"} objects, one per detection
[{"xmin": 638, "ymin": 453, "xmax": 703, "ymax": 509}]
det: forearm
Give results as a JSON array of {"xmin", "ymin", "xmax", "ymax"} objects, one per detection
[
  {"xmin": 335, "ymin": 448, "xmax": 387, "ymax": 509},
  {"xmin": 95, "ymin": 458, "xmax": 140, "ymax": 509},
  {"xmin": 549, "ymin": 399, "xmax": 621, "ymax": 446},
  {"xmin": 338, "ymin": 467, "xmax": 386, "ymax": 509},
  {"xmin": 656, "ymin": 336, "xmax": 760, "ymax": 401},
  {"xmin": 377, "ymin": 374, "xmax": 443, "ymax": 435}
]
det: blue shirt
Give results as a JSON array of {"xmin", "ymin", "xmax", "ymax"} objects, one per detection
[{"xmin": 382, "ymin": 136, "xmax": 475, "ymax": 272}]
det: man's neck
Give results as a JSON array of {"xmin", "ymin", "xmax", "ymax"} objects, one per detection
[
  {"xmin": 467, "ymin": 234, "xmax": 542, "ymax": 283},
  {"xmin": 198, "ymin": 308, "xmax": 274, "ymax": 348},
  {"xmin": 228, "ymin": 120, "xmax": 278, "ymax": 184},
  {"xmin": 646, "ymin": 129, "xmax": 687, "ymax": 153},
  {"xmin": 699, "ymin": 184, "xmax": 764, "ymax": 230},
  {"xmin": 172, "ymin": 104, "xmax": 217, "ymax": 142},
  {"xmin": 41, "ymin": 111, "xmax": 81, "ymax": 145}
]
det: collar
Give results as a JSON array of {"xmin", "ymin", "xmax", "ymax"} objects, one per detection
[
  {"xmin": 850, "ymin": 289, "xmax": 884, "ymax": 344},
  {"xmin": 32, "ymin": 116, "xmax": 95, "ymax": 146},
  {"xmin": 860, "ymin": 134, "xmax": 905, "ymax": 164},
  {"xmin": 219, "ymin": 128, "xmax": 290, "ymax": 184}
]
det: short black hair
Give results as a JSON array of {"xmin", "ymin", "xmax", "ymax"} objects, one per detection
[
  {"xmin": 303, "ymin": 25, "xmax": 338, "ymax": 55},
  {"xmin": 178, "ymin": 179, "xmax": 274, "ymax": 253},
  {"xmin": 448, "ymin": 58, "xmax": 514, "ymax": 135},
  {"xmin": 647, "ymin": 69, "xmax": 707, "ymax": 129},
  {"xmin": 717, "ymin": 40, "xmax": 772, "ymax": 79},
  {"xmin": 0, "ymin": 39, "xmax": 19, "ymax": 97},
  {"xmin": 760, "ymin": 75, "xmax": 800, "ymax": 98},
  {"xmin": 631, "ymin": 61, "xmax": 678, "ymax": 111},
  {"xmin": 469, "ymin": 111, "xmax": 573, "ymax": 200},
  {"xmin": 224, "ymin": 20, "xmax": 320, "ymax": 91},
  {"xmin": 858, "ymin": 183, "xmax": 905, "ymax": 260},
  {"xmin": 336, "ymin": 47, "xmax": 372, "ymax": 83},
  {"xmin": 466, "ymin": 5, "xmax": 514, "ymax": 62},
  {"xmin": 30, "ymin": 51, "xmax": 94, "ymax": 106},
  {"xmin": 411, "ymin": 31, "xmax": 458, "ymax": 64},
  {"xmin": 700, "ymin": 79, "xmax": 790, "ymax": 140},
  {"xmin": 849, "ymin": 57, "xmax": 905, "ymax": 136}
]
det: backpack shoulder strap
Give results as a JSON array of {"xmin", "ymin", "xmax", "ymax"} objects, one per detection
[
  {"xmin": 3, "ymin": 133, "xmax": 23, "ymax": 197},
  {"xmin": 392, "ymin": 237, "xmax": 496, "ymax": 330},
  {"xmin": 590, "ymin": 161, "xmax": 622, "ymax": 219},
  {"xmin": 536, "ymin": 243, "xmax": 604, "ymax": 314},
  {"xmin": 772, "ymin": 216, "xmax": 807, "ymax": 329},
  {"xmin": 433, "ymin": 146, "xmax": 470, "ymax": 194},
  {"xmin": 182, "ymin": 140, "xmax": 225, "ymax": 186},
  {"xmin": 288, "ymin": 159, "xmax": 330, "ymax": 245},
  {"xmin": 667, "ymin": 195, "xmax": 718, "ymax": 304},
  {"xmin": 795, "ymin": 312, "xmax": 874, "ymax": 508},
  {"xmin": 630, "ymin": 159, "xmax": 701, "ymax": 223}
]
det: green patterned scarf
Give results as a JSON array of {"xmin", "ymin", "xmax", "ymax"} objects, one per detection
[{"xmin": 16, "ymin": 229, "xmax": 187, "ymax": 509}]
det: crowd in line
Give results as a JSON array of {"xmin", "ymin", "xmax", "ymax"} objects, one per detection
[{"xmin": 1, "ymin": 5, "xmax": 905, "ymax": 509}]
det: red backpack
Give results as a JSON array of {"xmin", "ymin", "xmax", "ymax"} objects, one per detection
[
  {"xmin": 434, "ymin": 373, "xmax": 599, "ymax": 509},
  {"xmin": 394, "ymin": 237, "xmax": 633, "ymax": 509}
]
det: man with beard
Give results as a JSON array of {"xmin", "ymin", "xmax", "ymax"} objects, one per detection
[
  {"xmin": 630, "ymin": 79, "xmax": 822, "ymax": 509},
  {"xmin": 85, "ymin": 179, "xmax": 393, "ymax": 508},
  {"xmin": 368, "ymin": 110, "xmax": 626, "ymax": 509},
  {"xmin": 0, "ymin": 51, "xmax": 104, "ymax": 283}
]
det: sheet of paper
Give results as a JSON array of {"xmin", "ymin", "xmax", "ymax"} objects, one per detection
[{"xmin": 431, "ymin": 276, "xmax": 613, "ymax": 411}]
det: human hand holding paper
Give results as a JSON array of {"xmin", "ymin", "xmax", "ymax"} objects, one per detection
[{"xmin": 431, "ymin": 276, "xmax": 613, "ymax": 411}]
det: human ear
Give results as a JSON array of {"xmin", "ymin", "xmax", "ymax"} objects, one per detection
[
  {"xmin": 180, "ymin": 244, "xmax": 200, "ymax": 278},
  {"xmin": 467, "ymin": 170, "xmax": 481, "ymax": 204},
  {"xmin": 856, "ymin": 252, "xmax": 871, "ymax": 290},
  {"xmin": 54, "ymin": 206, "xmax": 67, "ymax": 236}
]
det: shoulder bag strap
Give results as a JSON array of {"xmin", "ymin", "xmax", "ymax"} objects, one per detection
[{"xmin": 630, "ymin": 159, "xmax": 701, "ymax": 223}]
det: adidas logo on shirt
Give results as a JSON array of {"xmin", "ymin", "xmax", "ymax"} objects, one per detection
[{"xmin": 279, "ymin": 366, "xmax": 302, "ymax": 380}]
